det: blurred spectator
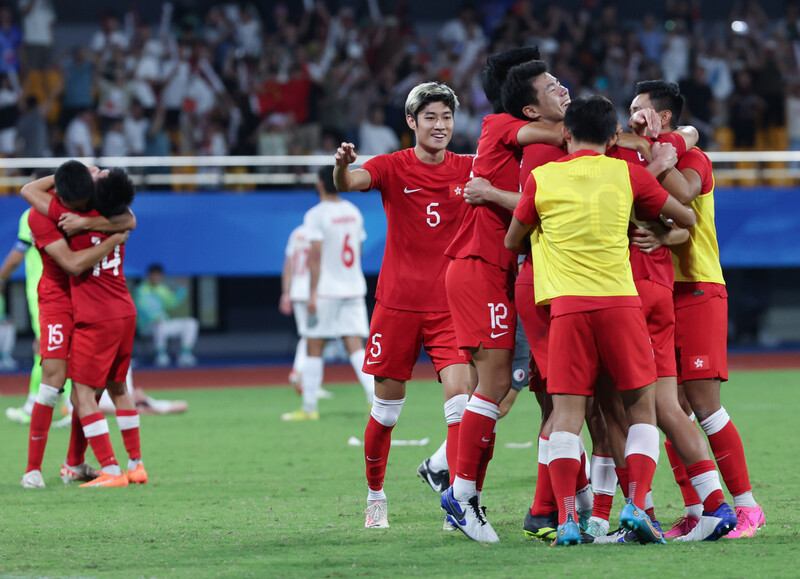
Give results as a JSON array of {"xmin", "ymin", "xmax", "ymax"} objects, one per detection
[
  {"xmin": 123, "ymin": 99, "xmax": 149, "ymax": 155},
  {"xmin": 15, "ymin": 94, "xmax": 49, "ymax": 157},
  {"xmin": 101, "ymin": 118, "xmax": 128, "ymax": 157},
  {"xmin": 637, "ymin": 13, "xmax": 664, "ymax": 62},
  {"xmin": 0, "ymin": 4, "xmax": 21, "ymax": 74},
  {"xmin": 134, "ymin": 264, "xmax": 199, "ymax": 368},
  {"xmin": 59, "ymin": 47, "xmax": 94, "ymax": 130},
  {"xmin": 680, "ymin": 62, "xmax": 715, "ymax": 147},
  {"xmin": 785, "ymin": 78, "xmax": 800, "ymax": 165},
  {"xmin": 63, "ymin": 108, "xmax": 95, "ymax": 157},
  {"xmin": 728, "ymin": 69, "xmax": 765, "ymax": 149},
  {"xmin": 0, "ymin": 71, "xmax": 20, "ymax": 155},
  {"xmin": 357, "ymin": 104, "xmax": 399, "ymax": 156},
  {"xmin": 90, "ymin": 12, "xmax": 129, "ymax": 62},
  {"xmin": 0, "ymin": 290, "xmax": 15, "ymax": 370},
  {"xmin": 18, "ymin": 0, "xmax": 55, "ymax": 73}
]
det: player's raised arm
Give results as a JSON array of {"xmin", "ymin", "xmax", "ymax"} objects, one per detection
[
  {"xmin": 517, "ymin": 120, "xmax": 564, "ymax": 147},
  {"xmin": 42, "ymin": 231, "xmax": 129, "ymax": 277},
  {"xmin": 333, "ymin": 142, "xmax": 372, "ymax": 192},
  {"xmin": 20, "ymin": 174, "xmax": 56, "ymax": 217}
]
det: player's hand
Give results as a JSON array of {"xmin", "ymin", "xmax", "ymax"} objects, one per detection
[
  {"xmin": 651, "ymin": 141, "xmax": 677, "ymax": 173},
  {"xmin": 630, "ymin": 108, "xmax": 661, "ymax": 138},
  {"xmin": 463, "ymin": 177, "xmax": 494, "ymax": 205},
  {"xmin": 111, "ymin": 231, "xmax": 130, "ymax": 245},
  {"xmin": 279, "ymin": 293, "xmax": 292, "ymax": 316},
  {"xmin": 334, "ymin": 142, "xmax": 358, "ymax": 166},
  {"xmin": 57, "ymin": 213, "xmax": 88, "ymax": 236},
  {"xmin": 630, "ymin": 225, "xmax": 665, "ymax": 253}
]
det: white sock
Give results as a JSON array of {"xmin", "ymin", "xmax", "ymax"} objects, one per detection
[
  {"xmin": 102, "ymin": 465, "xmax": 123, "ymax": 476},
  {"xmin": 128, "ymin": 458, "xmax": 142, "ymax": 471},
  {"xmin": 301, "ymin": 356, "xmax": 323, "ymax": 413},
  {"xmin": 293, "ymin": 337, "xmax": 307, "ymax": 374},
  {"xmin": 453, "ymin": 475, "xmax": 477, "ymax": 502},
  {"xmin": 590, "ymin": 454, "xmax": 618, "ymax": 496},
  {"xmin": 348, "ymin": 349, "xmax": 374, "ymax": 403},
  {"xmin": 689, "ymin": 469, "xmax": 723, "ymax": 506},
  {"xmin": 429, "ymin": 439, "xmax": 448, "ymax": 472},
  {"xmin": 367, "ymin": 488, "xmax": 386, "ymax": 502},
  {"xmin": 686, "ymin": 503, "xmax": 703, "ymax": 518},
  {"xmin": 733, "ymin": 490, "xmax": 757, "ymax": 508}
]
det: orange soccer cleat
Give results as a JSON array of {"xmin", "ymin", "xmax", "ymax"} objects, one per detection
[
  {"xmin": 79, "ymin": 471, "xmax": 130, "ymax": 488},
  {"xmin": 126, "ymin": 463, "xmax": 148, "ymax": 484}
]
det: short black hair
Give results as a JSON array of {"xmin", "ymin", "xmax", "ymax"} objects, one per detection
[
  {"xmin": 54, "ymin": 160, "xmax": 93, "ymax": 203},
  {"xmin": 318, "ymin": 165, "xmax": 336, "ymax": 194},
  {"xmin": 93, "ymin": 167, "xmax": 135, "ymax": 217},
  {"xmin": 501, "ymin": 60, "xmax": 549, "ymax": 120},
  {"xmin": 481, "ymin": 46, "xmax": 540, "ymax": 114},
  {"xmin": 147, "ymin": 264, "xmax": 164, "ymax": 276},
  {"xmin": 564, "ymin": 95, "xmax": 618, "ymax": 145},
  {"xmin": 634, "ymin": 80, "xmax": 684, "ymax": 129}
]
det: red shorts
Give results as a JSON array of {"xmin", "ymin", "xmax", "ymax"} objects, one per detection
[
  {"xmin": 636, "ymin": 279, "xmax": 676, "ymax": 377},
  {"xmin": 548, "ymin": 307, "xmax": 657, "ymax": 396},
  {"xmin": 38, "ymin": 311, "xmax": 73, "ymax": 361},
  {"xmin": 674, "ymin": 283, "xmax": 728, "ymax": 383},
  {"xmin": 446, "ymin": 257, "xmax": 516, "ymax": 350},
  {"xmin": 516, "ymin": 280, "xmax": 551, "ymax": 388},
  {"xmin": 363, "ymin": 302, "xmax": 468, "ymax": 381},
  {"xmin": 69, "ymin": 316, "xmax": 136, "ymax": 389}
]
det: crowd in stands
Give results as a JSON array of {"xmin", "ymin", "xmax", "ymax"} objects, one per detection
[{"xmin": 1, "ymin": 0, "xmax": 799, "ymax": 171}]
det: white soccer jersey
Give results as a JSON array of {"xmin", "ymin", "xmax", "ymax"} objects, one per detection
[
  {"xmin": 285, "ymin": 225, "xmax": 311, "ymax": 302},
  {"xmin": 303, "ymin": 199, "xmax": 367, "ymax": 299}
]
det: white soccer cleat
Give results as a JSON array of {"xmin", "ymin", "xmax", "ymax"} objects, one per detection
[
  {"xmin": 21, "ymin": 469, "xmax": 45, "ymax": 488},
  {"xmin": 364, "ymin": 499, "xmax": 389, "ymax": 528},
  {"xmin": 441, "ymin": 487, "xmax": 499, "ymax": 543},
  {"xmin": 6, "ymin": 406, "xmax": 31, "ymax": 424},
  {"xmin": 675, "ymin": 503, "xmax": 737, "ymax": 542},
  {"xmin": 155, "ymin": 353, "xmax": 171, "ymax": 367},
  {"xmin": 60, "ymin": 461, "xmax": 100, "ymax": 484},
  {"xmin": 177, "ymin": 352, "xmax": 197, "ymax": 367},
  {"xmin": 586, "ymin": 516, "xmax": 610, "ymax": 538}
]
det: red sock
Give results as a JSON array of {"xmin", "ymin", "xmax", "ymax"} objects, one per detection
[
  {"xmin": 707, "ymin": 421, "xmax": 752, "ymax": 496},
  {"xmin": 530, "ymin": 461, "xmax": 557, "ymax": 516},
  {"xmin": 686, "ymin": 460, "xmax": 726, "ymax": 512},
  {"xmin": 456, "ymin": 397, "xmax": 497, "ymax": 482},
  {"xmin": 26, "ymin": 402, "xmax": 54, "ymax": 472},
  {"xmin": 664, "ymin": 438, "xmax": 700, "ymax": 507},
  {"xmin": 592, "ymin": 493, "xmax": 614, "ymax": 521},
  {"xmin": 549, "ymin": 458, "xmax": 580, "ymax": 524},
  {"xmin": 364, "ymin": 416, "xmax": 393, "ymax": 491},
  {"xmin": 475, "ymin": 431, "xmax": 495, "ymax": 492},
  {"xmin": 81, "ymin": 413, "xmax": 118, "ymax": 469},
  {"xmin": 446, "ymin": 422, "xmax": 460, "ymax": 485},
  {"xmin": 615, "ymin": 467, "xmax": 630, "ymax": 499},
  {"xmin": 116, "ymin": 410, "xmax": 142, "ymax": 461},
  {"xmin": 66, "ymin": 410, "xmax": 88, "ymax": 466},
  {"xmin": 626, "ymin": 454, "xmax": 656, "ymax": 508}
]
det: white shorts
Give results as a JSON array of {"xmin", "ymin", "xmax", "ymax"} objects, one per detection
[
  {"xmin": 305, "ymin": 297, "xmax": 369, "ymax": 339},
  {"xmin": 292, "ymin": 301, "xmax": 308, "ymax": 337}
]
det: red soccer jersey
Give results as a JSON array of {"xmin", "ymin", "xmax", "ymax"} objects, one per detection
[
  {"xmin": 28, "ymin": 205, "xmax": 71, "ymax": 314},
  {"xmin": 48, "ymin": 198, "xmax": 136, "ymax": 324},
  {"xmin": 361, "ymin": 148, "xmax": 472, "ymax": 312},
  {"xmin": 445, "ymin": 113, "xmax": 529, "ymax": 272},
  {"xmin": 607, "ymin": 132, "xmax": 687, "ymax": 289}
]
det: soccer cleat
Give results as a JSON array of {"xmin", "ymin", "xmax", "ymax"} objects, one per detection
[
  {"xmin": 553, "ymin": 513, "xmax": 582, "ymax": 546},
  {"xmin": 177, "ymin": 352, "xmax": 198, "ymax": 367},
  {"xmin": 21, "ymin": 469, "xmax": 45, "ymax": 489},
  {"xmin": 126, "ymin": 463, "xmax": 148, "ymax": 484},
  {"xmin": 5, "ymin": 406, "xmax": 31, "ymax": 424},
  {"xmin": 417, "ymin": 458, "xmax": 449, "ymax": 493},
  {"xmin": 280, "ymin": 408, "xmax": 319, "ymax": 422},
  {"xmin": 52, "ymin": 414, "xmax": 73, "ymax": 428},
  {"xmin": 675, "ymin": 503, "xmax": 736, "ymax": 542},
  {"xmin": 60, "ymin": 462, "xmax": 100, "ymax": 484},
  {"xmin": 317, "ymin": 388, "xmax": 334, "ymax": 399},
  {"xmin": 155, "ymin": 353, "xmax": 171, "ymax": 367},
  {"xmin": 523, "ymin": 510, "xmax": 558, "ymax": 542},
  {"xmin": 664, "ymin": 515, "xmax": 700, "ymax": 538},
  {"xmin": 79, "ymin": 472, "xmax": 129, "ymax": 488},
  {"xmin": 441, "ymin": 487, "xmax": 499, "ymax": 543},
  {"xmin": 593, "ymin": 527, "xmax": 633, "ymax": 544},
  {"xmin": 364, "ymin": 498, "xmax": 389, "ymax": 528},
  {"xmin": 586, "ymin": 516, "xmax": 610, "ymax": 538},
  {"xmin": 725, "ymin": 505, "xmax": 766, "ymax": 539},
  {"xmin": 619, "ymin": 498, "xmax": 666, "ymax": 544},
  {"xmin": 443, "ymin": 516, "xmax": 457, "ymax": 531}
]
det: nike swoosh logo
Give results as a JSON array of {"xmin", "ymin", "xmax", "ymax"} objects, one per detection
[
  {"xmin": 403, "ymin": 187, "xmax": 421, "ymax": 194},
  {"xmin": 47, "ymin": 345, "xmax": 62, "ymax": 351},
  {"xmin": 366, "ymin": 456, "xmax": 380, "ymax": 462},
  {"xmin": 490, "ymin": 331, "xmax": 508, "ymax": 339},
  {"xmin": 481, "ymin": 437, "xmax": 491, "ymax": 443},
  {"xmin": 366, "ymin": 360, "xmax": 380, "ymax": 365},
  {"xmin": 32, "ymin": 436, "xmax": 45, "ymax": 440}
]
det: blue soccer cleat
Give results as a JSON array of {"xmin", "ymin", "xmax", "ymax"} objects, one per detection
[
  {"xmin": 553, "ymin": 513, "xmax": 582, "ymax": 546},
  {"xmin": 675, "ymin": 502, "xmax": 737, "ymax": 542},
  {"xmin": 619, "ymin": 498, "xmax": 666, "ymax": 544}
]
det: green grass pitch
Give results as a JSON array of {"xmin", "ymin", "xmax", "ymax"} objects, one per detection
[{"xmin": 0, "ymin": 369, "xmax": 797, "ymax": 577}]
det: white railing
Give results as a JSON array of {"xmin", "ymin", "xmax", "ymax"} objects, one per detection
[{"xmin": 0, "ymin": 152, "xmax": 799, "ymax": 189}]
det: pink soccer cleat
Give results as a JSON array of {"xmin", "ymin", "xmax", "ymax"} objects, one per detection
[
  {"xmin": 664, "ymin": 515, "xmax": 700, "ymax": 538},
  {"xmin": 725, "ymin": 505, "xmax": 765, "ymax": 539}
]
